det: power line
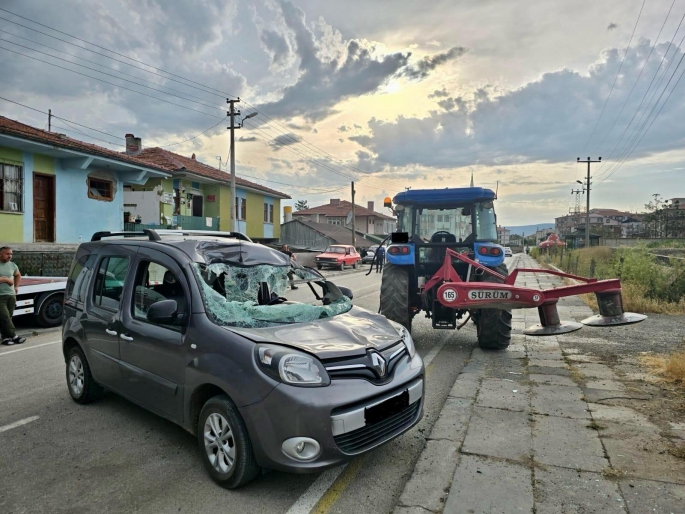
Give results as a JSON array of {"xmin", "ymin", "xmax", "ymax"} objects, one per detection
[
  {"xmin": 0, "ymin": 95, "xmax": 124, "ymax": 141},
  {"xmin": 0, "ymin": 8, "xmax": 407, "ymax": 192},
  {"xmin": 0, "ymin": 31, "xmax": 226, "ymax": 112},
  {"xmin": 156, "ymin": 118, "xmax": 226, "ymax": 148},
  {"xmin": 593, "ymin": 0, "xmax": 675, "ymax": 154},
  {"xmin": 0, "ymin": 8, "xmax": 239, "ymax": 100},
  {"xmin": 594, "ymin": 13, "xmax": 685, "ymax": 177},
  {"xmin": 582, "ymin": 0, "xmax": 646, "ymax": 152},
  {"xmin": 598, "ymin": 34, "xmax": 685, "ymax": 183},
  {"xmin": 1, "ymin": 9, "xmax": 405, "ymax": 191}
]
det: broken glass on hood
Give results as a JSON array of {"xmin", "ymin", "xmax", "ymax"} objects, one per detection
[{"xmin": 192, "ymin": 262, "xmax": 352, "ymax": 328}]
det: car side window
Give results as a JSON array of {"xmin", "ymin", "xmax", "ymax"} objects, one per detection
[
  {"xmin": 132, "ymin": 261, "xmax": 186, "ymax": 329},
  {"xmin": 92, "ymin": 257, "xmax": 129, "ymax": 311},
  {"xmin": 65, "ymin": 254, "xmax": 97, "ymax": 307}
]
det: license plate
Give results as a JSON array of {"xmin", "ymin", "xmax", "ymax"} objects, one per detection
[{"xmin": 365, "ymin": 390, "xmax": 409, "ymax": 425}]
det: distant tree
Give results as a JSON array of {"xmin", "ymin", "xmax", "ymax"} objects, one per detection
[{"xmin": 294, "ymin": 200, "xmax": 309, "ymax": 211}]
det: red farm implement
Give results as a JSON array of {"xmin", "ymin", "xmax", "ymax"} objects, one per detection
[{"xmin": 424, "ymin": 248, "xmax": 646, "ymax": 336}]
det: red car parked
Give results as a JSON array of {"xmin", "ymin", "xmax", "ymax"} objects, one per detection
[{"xmin": 314, "ymin": 245, "xmax": 361, "ymax": 270}]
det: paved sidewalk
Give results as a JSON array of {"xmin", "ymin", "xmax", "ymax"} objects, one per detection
[{"xmin": 394, "ymin": 254, "xmax": 684, "ymax": 514}]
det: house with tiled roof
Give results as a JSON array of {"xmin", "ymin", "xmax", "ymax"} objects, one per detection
[
  {"xmin": 291, "ymin": 198, "xmax": 395, "ymax": 236},
  {"xmin": 125, "ymin": 138, "xmax": 290, "ymax": 242},
  {"xmin": 0, "ymin": 116, "xmax": 170, "ymax": 243}
]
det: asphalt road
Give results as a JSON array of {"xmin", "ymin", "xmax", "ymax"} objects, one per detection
[{"xmin": 0, "ymin": 260, "xmax": 512, "ymax": 514}]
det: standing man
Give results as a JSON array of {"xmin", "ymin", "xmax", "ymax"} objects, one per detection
[
  {"xmin": 0, "ymin": 247, "xmax": 25, "ymax": 345},
  {"xmin": 280, "ymin": 244, "xmax": 298, "ymax": 290},
  {"xmin": 376, "ymin": 245, "xmax": 386, "ymax": 273}
]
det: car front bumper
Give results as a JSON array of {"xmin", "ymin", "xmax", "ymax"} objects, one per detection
[{"xmin": 239, "ymin": 352, "xmax": 424, "ymax": 473}]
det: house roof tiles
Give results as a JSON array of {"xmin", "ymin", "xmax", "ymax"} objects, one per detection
[
  {"xmin": 136, "ymin": 147, "xmax": 290, "ymax": 199},
  {"xmin": 293, "ymin": 199, "xmax": 394, "ymax": 220},
  {"xmin": 0, "ymin": 115, "xmax": 168, "ymax": 173}
]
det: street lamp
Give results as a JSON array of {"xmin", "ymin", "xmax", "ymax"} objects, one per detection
[
  {"xmin": 576, "ymin": 180, "xmax": 583, "ymax": 185},
  {"xmin": 241, "ymin": 111, "xmax": 258, "ymax": 126}
]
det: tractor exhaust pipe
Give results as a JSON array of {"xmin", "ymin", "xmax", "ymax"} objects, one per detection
[
  {"xmin": 581, "ymin": 289, "xmax": 647, "ymax": 327},
  {"xmin": 523, "ymin": 300, "xmax": 583, "ymax": 336}
]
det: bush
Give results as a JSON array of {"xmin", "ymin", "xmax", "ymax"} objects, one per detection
[{"xmin": 534, "ymin": 246, "xmax": 685, "ymax": 313}]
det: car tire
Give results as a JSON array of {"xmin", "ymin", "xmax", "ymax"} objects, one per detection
[
  {"xmin": 66, "ymin": 346, "xmax": 103, "ymax": 404},
  {"xmin": 36, "ymin": 293, "xmax": 64, "ymax": 328},
  {"xmin": 317, "ymin": 264, "xmax": 322, "ymax": 270},
  {"xmin": 340, "ymin": 262, "xmax": 345, "ymax": 271},
  {"xmin": 353, "ymin": 260, "xmax": 359, "ymax": 270},
  {"xmin": 380, "ymin": 263, "xmax": 412, "ymax": 332},
  {"xmin": 473, "ymin": 264, "xmax": 512, "ymax": 350},
  {"xmin": 198, "ymin": 395, "xmax": 260, "ymax": 489}
]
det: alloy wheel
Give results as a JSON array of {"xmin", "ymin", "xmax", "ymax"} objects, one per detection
[
  {"xmin": 204, "ymin": 413, "xmax": 236, "ymax": 474},
  {"xmin": 68, "ymin": 355, "xmax": 85, "ymax": 396}
]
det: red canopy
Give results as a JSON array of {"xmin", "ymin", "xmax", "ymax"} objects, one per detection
[{"xmin": 538, "ymin": 233, "xmax": 565, "ymax": 248}]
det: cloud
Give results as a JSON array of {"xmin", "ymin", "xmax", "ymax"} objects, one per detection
[
  {"xmin": 429, "ymin": 88, "xmax": 450, "ymax": 98},
  {"xmin": 607, "ymin": 22, "xmax": 618, "ymax": 31},
  {"xmin": 269, "ymin": 132, "xmax": 301, "ymax": 149},
  {"xmin": 238, "ymin": 136, "xmax": 259, "ymax": 142},
  {"xmin": 338, "ymin": 125, "xmax": 348, "ymax": 132},
  {"xmin": 255, "ymin": 0, "xmax": 410, "ymax": 121},
  {"xmin": 402, "ymin": 46, "xmax": 467, "ymax": 80},
  {"xmin": 351, "ymin": 39, "xmax": 685, "ymax": 170},
  {"xmin": 259, "ymin": 29, "xmax": 292, "ymax": 69}
]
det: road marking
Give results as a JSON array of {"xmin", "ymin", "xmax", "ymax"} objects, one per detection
[
  {"xmin": 0, "ymin": 416, "xmax": 39, "ymax": 433},
  {"xmin": 286, "ymin": 338, "xmax": 449, "ymax": 514},
  {"xmin": 422, "ymin": 338, "xmax": 448, "ymax": 368},
  {"xmin": 0, "ymin": 340, "xmax": 60, "ymax": 356}
]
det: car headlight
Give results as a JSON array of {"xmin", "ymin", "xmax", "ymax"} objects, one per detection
[
  {"xmin": 388, "ymin": 321, "xmax": 416, "ymax": 359},
  {"xmin": 255, "ymin": 344, "xmax": 330, "ymax": 387}
]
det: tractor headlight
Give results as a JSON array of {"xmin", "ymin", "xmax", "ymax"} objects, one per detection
[
  {"xmin": 255, "ymin": 344, "xmax": 330, "ymax": 387},
  {"xmin": 388, "ymin": 321, "xmax": 416, "ymax": 358}
]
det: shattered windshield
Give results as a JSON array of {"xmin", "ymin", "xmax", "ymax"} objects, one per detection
[
  {"xmin": 324, "ymin": 246, "xmax": 346, "ymax": 254},
  {"xmin": 192, "ymin": 262, "xmax": 352, "ymax": 328}
]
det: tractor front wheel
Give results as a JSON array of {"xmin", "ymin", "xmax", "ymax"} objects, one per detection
[
  {"xmin": 380, "ymin": 263, "xmax": 412, "ymax": 332},
  {"xmin": 473, "ymin": 264, "xmax": 512, "ymax": 350}
]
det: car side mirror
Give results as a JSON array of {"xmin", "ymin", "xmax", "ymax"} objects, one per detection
[
  {"xmin": 338, "ymin": 286, "xmax": 354, "ymax": 300},
  {"xmin": 147, "ymin": 299, "xmax": 178, "ymax": 324}
]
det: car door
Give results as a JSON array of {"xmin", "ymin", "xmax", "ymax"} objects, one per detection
[
  {"xmin": 81, "ymin": 247, "xmax": 133, "ymax": 386},
  {"xmin": 117, "ymin": 248, "xmax": 190, "ymax": 420}
]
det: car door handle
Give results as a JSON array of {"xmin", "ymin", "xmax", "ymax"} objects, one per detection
[
  {"xmin": 105, "ymin": 329, "xmax": 118, "ymax": 336},
  {"xmin": 120, "ymin": 334, "xmax": 134, "ymax": 342}
]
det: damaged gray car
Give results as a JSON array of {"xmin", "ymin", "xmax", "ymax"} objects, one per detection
[{"xmin": 62, "ymin": 230, "xmax": 425, "ymax": 488}]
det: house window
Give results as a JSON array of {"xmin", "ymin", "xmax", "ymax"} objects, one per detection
[
  {"xmin": 263, "ymin": 202, "xmax": 274, "ymax": 223},
  {"xmin": 0, "ymin": 162, "xmax": 23, "ymax": 212},
  {"xmin": 88, "ymin": 177, "xmax": 114, "ymax": 201},
  {"xmin": 235, "ymin": 197, "xmax": 246, "ymax": 220}
]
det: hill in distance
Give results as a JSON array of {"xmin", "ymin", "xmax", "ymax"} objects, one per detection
[{"xmin": 504, "ymin": 223, "xmax": 554, "ymax": 237}]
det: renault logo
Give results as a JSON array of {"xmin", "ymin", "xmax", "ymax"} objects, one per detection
[{"xmin": 370, "ymin": 351, "xmax": 387, "ymax": 377}]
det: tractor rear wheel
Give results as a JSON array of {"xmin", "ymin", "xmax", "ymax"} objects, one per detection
[
  {"xmin": 380, "ymin": 263, "xmax": 412, "ymax": 332},
  {"xmin": 473, "ymin": 264, "xmax": 512, "ymax": 350}
]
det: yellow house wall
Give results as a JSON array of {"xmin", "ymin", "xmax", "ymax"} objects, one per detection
[
  {"xmin": 245, "ymin": 191, "xmax": 264, "ymax": 239},
  {"xmin": 203, "ymin": 185, "xmax": 220, "ymax": 219},
  {"xmin": 0, "ymin": 147, "xmax": 25, "ymax": 242}
]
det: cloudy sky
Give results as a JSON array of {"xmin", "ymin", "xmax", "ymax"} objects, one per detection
[{"xmin": 2, "ymin": 0, "xmax": 685, "ymax": 225}]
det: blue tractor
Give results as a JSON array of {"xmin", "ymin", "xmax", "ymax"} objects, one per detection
[{"xmin": 379, "ymin": 187, "xmax": 512, "ymax": 349}]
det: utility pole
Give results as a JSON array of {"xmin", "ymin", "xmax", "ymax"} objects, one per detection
[
  {"xmin": 577, "ymin": 157, "xmax": 601, "ymax": 248},
  {"xmin": 351, "ymin": 181, "xmax": 356, "ymax": 246},
  {"xmin": 48, "ymin": 109, "xmax": 51, "ymax": 132},
  {"xmin": 227, "ymin": 98, "xmax": 240, "ymax": 232}
]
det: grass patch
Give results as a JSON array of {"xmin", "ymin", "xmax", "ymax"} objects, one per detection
[
  {"xmin": 535, "ymin": 246, "xmax": 685, "ymax": 314},
  {"xmin": 640, "ymin": 351, "xmax": 685, "ymax": 384},
  {"xmin": 601, "ymin": 467, "xmax": 624, "ymax": 478},
  {"xmin": 587, "ymin": 420, "xmax": 607, "ymax": 431},
  {"xmin": 668, "ymin": 445, "xmax": 685, "ymax": 459}
]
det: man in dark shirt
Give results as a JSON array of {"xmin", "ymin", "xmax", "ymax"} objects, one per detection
[
  {"xmin": 280, "ymin": 244, "xmax": 298, "ymax": 290},
  {"xmin": 375, "ymin": 245, "xmax": 386, "ymax": 273}
]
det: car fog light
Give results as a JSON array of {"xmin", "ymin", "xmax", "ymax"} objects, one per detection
[{"xmin": 282, "ymin": 437, "xmax": 321, "ymax": 461}]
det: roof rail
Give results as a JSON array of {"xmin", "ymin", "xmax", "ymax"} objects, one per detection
[
  {"xmin": 91, "ymin": 229, "xmax": 161, "ymax": 242},
  {"xmin": 154, "ymin": 229, "xmax": 253, "ymax": 242}
]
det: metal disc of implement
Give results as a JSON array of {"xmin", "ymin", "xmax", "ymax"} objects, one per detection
[
  {"xmin": 523, "ymin": 321, "xmax": 583, "ymax": 336},
  {"xmin": 581, "ymin": 312, "xmax": 647, "ymax": 327}
]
